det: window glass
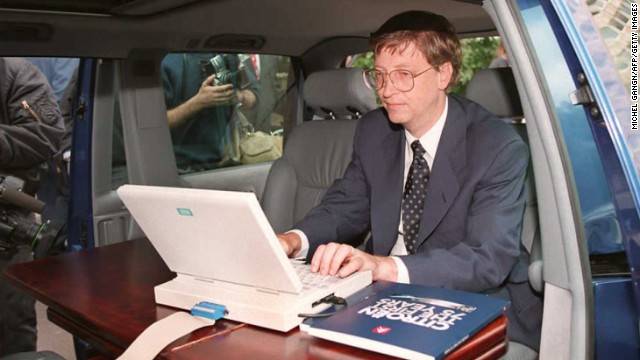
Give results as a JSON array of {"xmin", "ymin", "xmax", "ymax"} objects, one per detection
[
  {"xmin": 345, "ymin": 52, "xmax": 373, "ymax": 68},
  {"xmin": 453, "ymin": 36, "xmax": 502, "ymax": 94},
  {"xmin": 160, "ymin": 53, "xmax": 291, "ymax": 174},
  {"xmin": 586, "ymin": 0, "xmax": 632, "ymax": 90}
]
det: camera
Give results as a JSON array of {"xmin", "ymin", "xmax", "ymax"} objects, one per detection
[
  {"xmin": 0, "ymin": 175, "xmax": 65, "ymax": 258},
  {"xmin": 202, "ymin": 54, "xmax": 250, "ymax": 89}
]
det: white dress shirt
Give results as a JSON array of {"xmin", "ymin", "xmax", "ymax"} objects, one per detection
[{"xmin": 391, "ymin": 98, "xmax": 448, "ymax": 282}]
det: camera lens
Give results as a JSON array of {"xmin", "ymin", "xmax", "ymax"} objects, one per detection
[
  {"xmin": 0, "ymin": 214, "xmax": 66, "ymax": 258},
  {"xmin": 3, "ymin": 215, "xmax": 42, "ymax": 248}
]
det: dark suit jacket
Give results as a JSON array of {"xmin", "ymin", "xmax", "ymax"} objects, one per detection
[{"xmin": 295, "ymin": 94, "xmax": 542, "ymax": 350}]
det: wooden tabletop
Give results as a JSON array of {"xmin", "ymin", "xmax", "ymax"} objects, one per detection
[{"xmin": 3, "ymin": 238, "xmax": 507, "ymax": 359}]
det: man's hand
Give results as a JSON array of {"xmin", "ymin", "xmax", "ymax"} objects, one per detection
[
  {"xmin": 310, "ymin": 242, "xmax": 398, "ymax": 282},
  {"xmin": 193, "ymin": 75, "xmax": 236, "ymax": 108},
  {"xmin": 277, "ymin": 232, "xmax": 302, "ymax": 258},
  {"xmin": 166, "ymin": 75, "xmax": 237, "ymax": 128}
]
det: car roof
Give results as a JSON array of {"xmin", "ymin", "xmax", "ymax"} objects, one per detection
[{"xmin": 0, "ymin": 0, "xmax": 494, "ymax": 58}]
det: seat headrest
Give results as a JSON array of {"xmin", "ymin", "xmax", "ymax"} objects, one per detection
[
  {"xmin": 465, "ymin": 67, "xmax": 523, "ymax": 119},
  {"xmin": 303, "ymin": 68, "xmax": 378, "ymax": 119}
]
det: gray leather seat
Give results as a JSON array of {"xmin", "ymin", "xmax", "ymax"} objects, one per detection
[
  {"xmin": 465, "ymin": 67, "xmax": 523, "ymax": 119},
  {"xmin": 261, "ymin": 68, "xmax": 377, "ymax": 233},
  {"xmin": 466, "ymin": 67, "xmax": 540, "ymax": 360}
]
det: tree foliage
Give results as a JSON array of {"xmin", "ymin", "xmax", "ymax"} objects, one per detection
[
  {"xmin": 451, "ymin": 37, "xmax": 500, "ymax": 94},
  {"xmin": 349, "ymin": 52, "xmax": 374, "ymax": 69}
]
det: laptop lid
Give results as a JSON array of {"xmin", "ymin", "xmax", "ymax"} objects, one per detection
[{"xmin": 117, "ymin": 184, "xmax": 303, "ymax": 294}]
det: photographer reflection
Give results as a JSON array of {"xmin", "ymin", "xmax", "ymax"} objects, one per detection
[
  {"xmin": 0, "ymin": 57, "xmax": 64, "ymax": 356},
  {"xmin": 162, "ymin": 53, "xmax": 258, "ymax": 173}
]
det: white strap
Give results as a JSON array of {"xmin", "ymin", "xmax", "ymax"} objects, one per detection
[{"xmin": 117, "ymin": 312, "xmax": 215, "ymax": 360}]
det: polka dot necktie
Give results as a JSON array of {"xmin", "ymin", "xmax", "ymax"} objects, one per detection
[{"xmin": 402, "ymin": 140, "xmax": 430, "ymax": 254}]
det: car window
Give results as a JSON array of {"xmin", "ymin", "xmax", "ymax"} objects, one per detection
[
  {"xmin": 587, "ymin": 0, "xmax": 632, "ymax": 90},
  {"xmin": 160, "ymin": 53, "xmax": 291, "ymax": 175},
  {"xmin": 454, "ymin": 36, "xmax": 503, "ymax": 94}
]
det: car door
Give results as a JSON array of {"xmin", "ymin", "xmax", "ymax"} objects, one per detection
[
  {"xmin": 545, "ymin": 1, "xmax": 640, "ymax": 359},
  {"xmin": 487, "ymin": 0, "xmax": 638, "ymax": 358}
]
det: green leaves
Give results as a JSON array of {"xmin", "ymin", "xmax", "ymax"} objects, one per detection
[{"xmin": 451, "ymin": 37, "xmax": 501, "ymax": 95}]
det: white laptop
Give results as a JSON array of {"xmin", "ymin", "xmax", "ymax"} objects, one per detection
[{"xmin": 116, "ymin": 184, "xmax": 372, "ymax": 331}]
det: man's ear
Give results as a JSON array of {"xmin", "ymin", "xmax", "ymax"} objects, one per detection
[{"xmin": 437, "ymin": 62, "xmax": 453, "ymax": 91}]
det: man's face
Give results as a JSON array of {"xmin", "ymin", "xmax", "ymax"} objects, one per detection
[{"xmin": 374, "ymin": 42, "xmax": 450, "ymax": 137}]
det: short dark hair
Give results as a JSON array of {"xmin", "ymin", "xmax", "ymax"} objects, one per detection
[{"xmin": 370, "ymin": 11, "xmax": 462, "ymax": 91}]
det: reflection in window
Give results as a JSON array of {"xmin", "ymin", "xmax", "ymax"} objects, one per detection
[
  {"xmin": 160, "ymin": 53, "xmax": 291, "ymax": 174},
  {"xmin": 587, "ymin": 0, "xmax": 632, "ymax": 90}
]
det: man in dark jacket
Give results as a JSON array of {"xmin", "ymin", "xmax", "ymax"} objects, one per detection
[{"xmin": 0, "ymin": 57, "xmax": 65, "ymax": 356}]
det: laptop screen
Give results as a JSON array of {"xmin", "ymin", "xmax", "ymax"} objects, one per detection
[{"xmin": 117, "ymin": 185, "xmax": 303, "ymax": 294}]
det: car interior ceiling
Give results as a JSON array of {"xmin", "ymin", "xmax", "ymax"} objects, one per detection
[{"xmin": 0, "ymin": 0, "xmax": 494, "ymax": 58}]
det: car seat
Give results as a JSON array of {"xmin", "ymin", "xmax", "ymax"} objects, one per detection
[{"xmin": 260, "ymin": 68, "xmax": 378, "ymax": 233}]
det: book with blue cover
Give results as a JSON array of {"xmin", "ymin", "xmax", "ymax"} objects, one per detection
[{"xmin": 303, "ymin": 281, "xmax": 508, "ymax": 360}]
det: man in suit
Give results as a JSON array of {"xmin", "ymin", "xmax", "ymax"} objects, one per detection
[{"xmin": 278, "ymin": 11, "xmax": 542, "ymax": 351}]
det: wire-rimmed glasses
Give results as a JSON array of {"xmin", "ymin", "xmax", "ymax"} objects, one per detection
[{"xmin": 363, "ymin": 67, "xmax": 434, "ymax": 92}]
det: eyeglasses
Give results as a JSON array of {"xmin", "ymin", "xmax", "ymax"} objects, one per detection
[{"xmin": 363, "ymin": 67, "xmax": 434, "ymax": 92}]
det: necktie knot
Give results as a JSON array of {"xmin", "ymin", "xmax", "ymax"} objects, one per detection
[{"xmin": 411, "ymin": 140, "xmax": 426, "ymax": 158}]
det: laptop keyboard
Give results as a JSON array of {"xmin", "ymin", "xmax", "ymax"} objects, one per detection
[{"xmin": 291, "ymin": 261, "xmax": 342, "ymax": 291}]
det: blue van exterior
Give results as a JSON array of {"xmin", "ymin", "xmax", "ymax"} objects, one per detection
[{"xmin": 519, "ymin": 0, "xmax": 639, "ymax": 358}]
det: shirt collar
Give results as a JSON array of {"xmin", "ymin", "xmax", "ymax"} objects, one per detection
[{"xmin": 404, "ymin": 97, "xmax": 448, "ymax": 162}]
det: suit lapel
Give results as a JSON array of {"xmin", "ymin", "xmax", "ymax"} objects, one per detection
[
  {"xmin": 370, "ymin": 126, "xmax": 405, "ymax": 255},
  {"xmin": 416, "ymin": 97, "xmax": 466, "ymax": 247}
]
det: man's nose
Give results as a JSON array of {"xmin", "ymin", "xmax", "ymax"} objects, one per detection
[{"xmin": 380, "ymin": 76, "xmax": 397, "ymax": 98}]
